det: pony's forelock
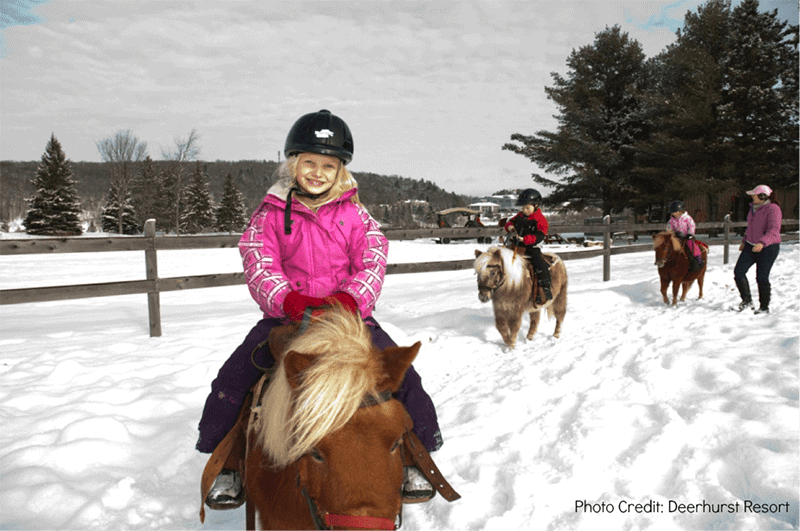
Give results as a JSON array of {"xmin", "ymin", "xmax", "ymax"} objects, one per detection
[
  {"xmin": 254, "ymin": 308, "xmax": 378, "ymax": 468},
  {"xmin": 476, "ymin": 246, "xmax": 525, "ymax": 288},
  {"xmin": 474, "ymin": 250, "xmax": 492, "ymax": 274}
]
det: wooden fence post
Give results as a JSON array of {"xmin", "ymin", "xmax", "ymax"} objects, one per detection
[
  {"xmin": 603, "ymin": 215, "xmax": 611, "ymax": 281},
  {"xmin": 144, "ymin": 219, "xmax": 162, "ymax": 337},
  {"xmin": 723, "ymin": 214, "xmax": 731, "ymax": 265}
]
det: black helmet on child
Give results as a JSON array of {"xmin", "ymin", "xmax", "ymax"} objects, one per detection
[
  {"xmin": 516, "ymin": 188, "xmax": 542, "ymax": 206},
  {"xmin": 668, "ymin": 200, "xmax": 685, "ymax": 214},
  {"xmin": 284, "ymin": 109, "xmax": 354, "ymax": 165}
]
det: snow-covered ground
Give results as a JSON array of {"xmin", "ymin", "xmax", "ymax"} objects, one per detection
[{"xmin": 1, "ymin": 237, "xmax": 797, "ymax": 530}]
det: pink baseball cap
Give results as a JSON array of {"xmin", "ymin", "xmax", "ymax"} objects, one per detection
[{"xmin": 746, "ymin": 184, "xmax": 772, "ymax": 196}]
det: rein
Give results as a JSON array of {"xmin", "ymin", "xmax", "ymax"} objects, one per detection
[{"xmin": 297, "ymin": 388, "xmax": 401, "ymax": 531}]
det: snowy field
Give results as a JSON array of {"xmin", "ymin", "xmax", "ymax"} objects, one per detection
[{"xmin": 0, "ymin": 236, "xmax": 798, "ymax": 530}]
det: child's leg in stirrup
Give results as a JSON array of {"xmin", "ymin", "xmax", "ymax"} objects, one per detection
[
  {"xmin": 198, "ymin": 318, "xmax": 281, "ymax": 512},
  {"xmin": 197, "ymin": 318, "xmax": 281, "ymax": 453},
  {"xmin": 529, "ymin": 247, "xmax": 552, "ymax": 302},
  {"xmin": 367, "ymin": 319, "xmax": 443, "ymax": 503}
]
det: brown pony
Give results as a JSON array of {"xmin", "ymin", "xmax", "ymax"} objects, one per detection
[
  {"xmin": 474, "ymin": 246, "xmax": 568, "ymax": 349},
  {"xmin": 652, "ymin": 231, "xmax": 708, "ymax": 305},
  {"xmin": 244, "ymin": 307, "xmax": 421, "ymax": 530}
]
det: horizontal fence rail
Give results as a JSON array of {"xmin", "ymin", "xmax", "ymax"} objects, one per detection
[{"xmin": 2, "ymin": 217, "xmax": 797, "ymax": 336}]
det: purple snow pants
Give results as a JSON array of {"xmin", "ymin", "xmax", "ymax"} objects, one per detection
[{"xmin": 196, "ymin": 317, "xmax": 443, "ymax": 454}]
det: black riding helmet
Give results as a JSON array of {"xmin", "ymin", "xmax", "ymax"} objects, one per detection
[
  {"xmin": 668, "ymin": 200, "xmax": 685, "ymax": 214},
  {"xmin": 284, "ymin": 109, "xmax": 354, "ymax": 165},
  {"xmin": 516, "ymin": 188, "xmax": 542, "ymax": 206}
]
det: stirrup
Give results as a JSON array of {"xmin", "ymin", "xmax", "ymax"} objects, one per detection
[
  {"xmin": 205, "ymin": 469, "xmax": 244, "ymax": 510},
  {"xmin": 403, "ymin": 466, "xmax": 435, "ymax": 504}
]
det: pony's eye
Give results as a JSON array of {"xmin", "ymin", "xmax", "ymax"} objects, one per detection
[{"xmin": 310, "ymin": 448, "xmax": 324, "ymax": 463}]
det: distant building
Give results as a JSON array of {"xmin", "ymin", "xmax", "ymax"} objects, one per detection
[
  {"xmin": 468, "ymin": 201, "xmax": 500, "ymax": 216},
  {"xmin": 479, "ymin": 194, "xmax": 517, "ymax": 212}
]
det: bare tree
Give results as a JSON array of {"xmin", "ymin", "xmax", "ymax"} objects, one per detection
[
  {"xmin": 96, "ymin": 130, "xmax": 148, "ymax": 234},
  {"xmin": 161, "ymin": 128, "xmax": 201, "ymax": 235}
]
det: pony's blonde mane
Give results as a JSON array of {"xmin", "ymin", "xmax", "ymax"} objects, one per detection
[
  {"xmin": 255, "ymin": 307, "xmax": 379, "ymax": 468},
  {"xmin": 475, "ymin": 246, "xmax": 526, "ymax": 288}
]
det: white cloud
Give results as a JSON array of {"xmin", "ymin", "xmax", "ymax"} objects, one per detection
[{"xmin": 1, "ymin": 0, "xmax": 796, "ymax": 195}]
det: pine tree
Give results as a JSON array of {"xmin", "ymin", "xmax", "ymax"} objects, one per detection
[
  {"xmin": 214, "ymin": 172, "xmax": 247, "ymax": 233},
  {"xmin": 632, "ymin": 0, "xmax": 798, "ymax": 214},
  {"xmin": 502, "ymin": 26, "xmax": 648, "ymax": 215},
  {"xmin": 724, "ymin": 0, "xmax": 799, "ymax": 190},
  {"xmin": 131, "ymin": 156, "xmax": 173, "ymax": 232},
  {"xmin": 24, "ymin": 133, "xmax": 83, "ymax": 235},
  {"xmin": 180, "ymin": 163, "xmax": 215, "ymax": 234},
  {"xmin": 158, "ymin": 163, "xmax": 182, "ymax": 234},
  {"xmin": 101, "ymin": 181, "xmax": 139, "ymax": 234},
  {"xmin": 627, "ymin": 36, "xmax": 729, "ymax": 216}
]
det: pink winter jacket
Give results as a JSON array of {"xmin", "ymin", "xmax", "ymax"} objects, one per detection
[
  {"xmin": 743, "ymin": 201, "xmax": 782, "ymax": 248},
  {"xmin": 667, "ymin": 212, "xmax": 696, "ymax": 236},
  {"xmin": 238, "ymin": 182, "xmax": 388, "ymax": 320}
]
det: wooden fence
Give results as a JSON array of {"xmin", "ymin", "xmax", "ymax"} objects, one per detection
[{"xmin": 2, "ymin": 217, "xmax": 797, "ymax": 336}]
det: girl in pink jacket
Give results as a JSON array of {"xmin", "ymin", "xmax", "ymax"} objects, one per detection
[
  {"xmin": 198, "ymin": 110, "xmax": 441, "ymax": 509},
  {"xmin": 667, "ymin": 200, "xmax": 703, "ymax": 271}
]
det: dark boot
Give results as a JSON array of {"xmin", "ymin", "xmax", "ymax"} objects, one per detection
[
  {"xmin": 541, "ymin": 282, "xmax": 553, "ymax": 302},
  {"xmin": 734, "ymin": 277, "xmax": 753, "ymax": 311},
  {"xmin": 689, "ymin": 255, "xmax": 701, "ymax": 272},
  {"xmin": 536, "ymin": 274, "xmax": 553, "ymax": 305},
  {"xmin": 755, "ymin": 282, "xmax": 771, "ymax": 314}
]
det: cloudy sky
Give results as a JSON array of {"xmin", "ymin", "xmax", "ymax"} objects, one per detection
[{"xmin": 1, "ymin": 0, "xmax": 797, "ymax": 196}]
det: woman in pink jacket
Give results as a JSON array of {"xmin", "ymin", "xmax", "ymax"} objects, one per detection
[
  {"xmin": 733, "ymin": 184, "xmax": 782, "ymax": 313},
  {"xmin": 198, "ymin": 110, "xmax": 441, "ymax": 509}
]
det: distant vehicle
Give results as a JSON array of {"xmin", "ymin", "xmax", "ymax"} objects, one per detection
[{"xmin": 434, "ymin": 208, "xmax": 493, "ymax": 244}]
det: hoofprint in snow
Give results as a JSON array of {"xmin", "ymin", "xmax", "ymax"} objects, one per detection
[{"xmin": 0, "ymin": 237, "xmax": 797, "ymax": 530}]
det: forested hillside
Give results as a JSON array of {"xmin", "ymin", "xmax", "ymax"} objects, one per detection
[{"xmin": 1, "ymin": 160, "xmax": 472, "ymax": 230}]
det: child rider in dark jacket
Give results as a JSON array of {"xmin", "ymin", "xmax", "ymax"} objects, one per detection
[{"xmin": 504, "ymin": 188, "xmax": 552, "ymax": 303}]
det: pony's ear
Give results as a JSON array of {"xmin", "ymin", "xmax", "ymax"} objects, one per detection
[
  {"xmin": 379, "ymin": 342, "xmax": 422, "ymax": 392},
  {"xmin": 283, "ymin": 350, "xmax": 315, "ymax": 389},
  {"xmin": 268, "ymin": 323, "xmax": 299, "ymax": 362},
  {"xmin": 475, "ymin": 249, "xmax": 483, "ymax": 258}
]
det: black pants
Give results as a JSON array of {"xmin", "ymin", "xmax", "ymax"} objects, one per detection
[
  {"xmin": 734, "ymin": 242, "xmax": 780, "ymax": 285},
  {"xmin": 525, "ymin": 246, "xmax": 551, "ymax": 287},
  {"xmin": 734, "ymin": 242, "xmax": 780, "ymax": 309}
]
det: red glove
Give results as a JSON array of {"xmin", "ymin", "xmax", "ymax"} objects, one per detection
[
  {"xmin": 282, "ymin": 291, "xmax": 327, "ymax": 321},
  {"xmin": 325, "ymin": 292, "xmax": 359, "ymax": 315},
  {"xmin": 523, "ymin": 235, "xmax": 537, "ymax": 245}
]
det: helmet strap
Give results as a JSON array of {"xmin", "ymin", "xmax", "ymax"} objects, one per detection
[
  {"xmin": 283, "ymin": 186, "xmax": 330, "ymax": 235},
  {"xmin": 284, "ymin": 187, "xmax": 296, "ymax": 235}
]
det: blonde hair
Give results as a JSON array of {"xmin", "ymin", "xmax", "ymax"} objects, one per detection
[
  {"xmin": 253, "ymin": 308, "xmax": 380, "ymax": 468},
  {"xmin": 279, "ymin": 155, "xmax": 362, "ymax": 210}
]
